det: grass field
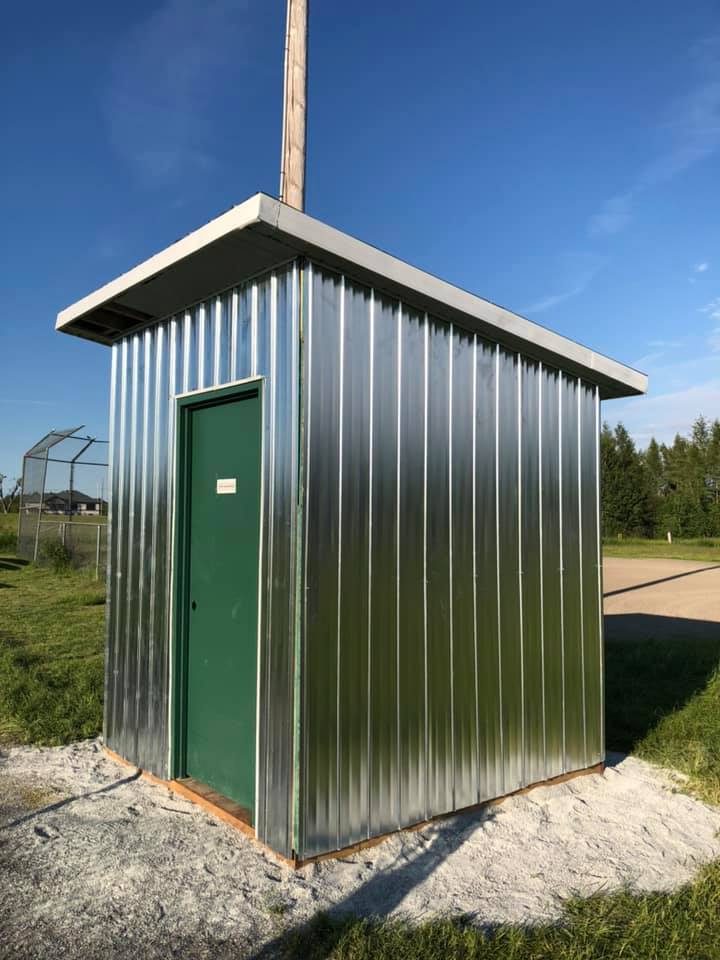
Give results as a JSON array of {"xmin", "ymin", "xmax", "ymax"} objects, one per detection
[
  {"xmin": 1, "ymin": 526, "xmax": 719, "ymax": 957},
  {"xmin": 0, "ymin": 553, "xmax": 104, "ymax": 746},
  {"xmin": 603, "ymin": 536, "xmax": 720, "ymax": 563}
]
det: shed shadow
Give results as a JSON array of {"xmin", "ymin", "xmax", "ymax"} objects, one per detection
[
  {"xmin": 0, "ymin": 770, "xmax": 142, "ymax": 831},
  {"xmin": 604, "ymin": 564, "xmax": 720, "ymax": 598},
  {"xmin": 605, "ymin": 613, "xmax": 720, "ymax": 754},
  {"xmin": 249, "ymin": 806, "xmax": 499, "ymax": 960}
]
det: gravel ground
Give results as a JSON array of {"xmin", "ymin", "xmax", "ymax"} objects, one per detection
[{"xmin": 1, "ymin": 740, "xmax": 719, "ymax": 959}]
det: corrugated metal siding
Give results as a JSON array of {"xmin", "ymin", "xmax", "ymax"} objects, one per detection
[
  {"xmin": 105, "ymin": 261, "xmax": 300, "ymax": 858},
  {"xmin": 300, "ymin": 262, "xmax": 603, "ymax": 859}
]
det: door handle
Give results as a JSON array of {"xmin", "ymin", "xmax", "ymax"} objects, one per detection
[{"xmin": 191, "ymin": 600, "xmax": 197, "ymax": 611}]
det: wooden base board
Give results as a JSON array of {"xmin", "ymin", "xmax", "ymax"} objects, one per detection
[
  {"xmin": 102, "ymin": 746, "xmax": 295, "ymax": 867},
  {"xmin": 296, "ymin": 761, "xmax": 605, "ymax": 867},
  {"xmin": 102, "ymin": 746, "xmax": 604, "ymax": 870}
]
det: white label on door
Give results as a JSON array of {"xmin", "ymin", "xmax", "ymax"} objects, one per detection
[{"xmin": 216, "ymin": 478, "xmax": 237, "ymax": 495}]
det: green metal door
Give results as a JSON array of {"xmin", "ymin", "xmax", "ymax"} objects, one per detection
[{"xmin": 183, "ymin": 388, "xmax": 261, "ymax": 814}]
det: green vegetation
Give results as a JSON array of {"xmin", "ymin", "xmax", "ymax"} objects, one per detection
[
  {"xmin": 40, "ymin": 536, "xmax": 75, "ymax": 572},
  {"xmin": 606, "ymin": 635, "xmax": 720, "ymax": 806},
  {"xmin": 603, "ymin": 536, "xmax": 720, "ymax": 563},
  {"xmin": 0, "ymin": 556, "xmax": 105, "ymax": 745},
  {"xmin": 277, "ymin": 864, "xmax": 720, "ymax": 958},
  {"xmin": 602, "ymin": 416, "xmax": 720, "ymax": 539},
  {"xmin": 0, "ymin": 512, "xmax": 18, "ymax": 553}
]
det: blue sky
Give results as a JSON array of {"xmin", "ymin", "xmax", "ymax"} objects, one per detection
[{"xmin": 2, "ymin": 0, "xmax": 720, "ymax": 480}]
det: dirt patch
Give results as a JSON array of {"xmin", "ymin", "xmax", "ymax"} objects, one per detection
[{"xmin": 1, "ymin": 740, "xmax": 719, "ymax": 959}]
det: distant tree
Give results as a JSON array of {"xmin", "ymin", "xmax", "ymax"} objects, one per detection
[
  {"xmin": 0, "ymin": 475, "xmax": 21, "ymax": 514},
  {"xmin": 662, "ymin": 435, "xmax": 703, "ymax": 536},
  {"xmin": 604, "ymin": 415, "xmax": 720, "ymax": 539},
  {"xmin": 601, "ymin": 423, "xmax": 655, "ymax": 537},
  {"xmin": 643, "ymin": 437, "xmax": 665, "ymax": 535},
  {"xmin": 708, "ymin": 420, "xmax": 720, "ymax": 533}
]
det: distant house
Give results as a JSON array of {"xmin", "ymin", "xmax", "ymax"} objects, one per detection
[{"xmin": 22, "ymin": 490, "xmax": 106, "ymax": 516}]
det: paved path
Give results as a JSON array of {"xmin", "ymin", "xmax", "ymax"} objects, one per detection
[{"xmin": 604, "ymin": 557, "xmax": 720, "ymax": 642}]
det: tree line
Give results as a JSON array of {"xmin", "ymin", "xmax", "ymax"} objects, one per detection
[{"xmin": 601, "ymin": 416, "xmax": 720, "ymax": 539}]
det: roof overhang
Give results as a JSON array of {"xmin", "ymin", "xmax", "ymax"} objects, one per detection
[{"xmin": 56, "ymin": 193, "xmax": 647, "ymax": 399}]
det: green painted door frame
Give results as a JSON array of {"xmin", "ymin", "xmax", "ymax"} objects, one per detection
[{"xmin": 171, "ymin": 379, "xmax": 263, "ymax": 815}]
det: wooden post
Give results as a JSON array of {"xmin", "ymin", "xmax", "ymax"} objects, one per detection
[{"xmin": 279, "ymin": 0, "xmax": 308, "ymax": 211}]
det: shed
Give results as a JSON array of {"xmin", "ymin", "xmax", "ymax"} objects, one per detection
[{"xmin": 57, "ymin": 193, "xmax": 647, "ymax": 862}]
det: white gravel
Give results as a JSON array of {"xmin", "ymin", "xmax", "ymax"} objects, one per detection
[{"xmin": 1, "ymin": 739, "xmax": 719, "ymax": 959}]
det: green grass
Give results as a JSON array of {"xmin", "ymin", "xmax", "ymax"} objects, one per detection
[
  {"xmin": 603, "ymin": 536, "xmax": 720, "ymax": 563},
  {"xmin": 606, "ymin": 635, "xmax": 720, "ymax": 805},
  {"xmin": 0, "ymin": 555, "xmax": 105, "ymax": 745},
  {"xmin": 276, "ymin": 862, "xmax": 720, "ymax": 958}
]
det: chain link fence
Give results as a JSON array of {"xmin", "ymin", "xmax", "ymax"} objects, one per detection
[{"xmin": 17, "ymin": 426, "xmax": 109, "ymax": 577}]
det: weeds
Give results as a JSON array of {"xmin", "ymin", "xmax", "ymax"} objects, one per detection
[{"xmin": 41, "ymin": 537, "xmax": 74, "ymax": 573}]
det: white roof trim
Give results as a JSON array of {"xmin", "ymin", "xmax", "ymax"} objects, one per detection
[
  {"xmin": 56, "ymin": 192, "xmax": 647, "ymax": 397},
  {"xmin": 56, "ymin": 194, "xmax": 264, "ymax": 332}
]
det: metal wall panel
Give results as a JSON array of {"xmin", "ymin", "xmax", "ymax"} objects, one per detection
[
  {"xmin": 521, "ymin": 358, "xmax": 544, "ymax": 786},
  {"xmin": 497, "ymin": 347, "xmax": 522, "ymax": 794},
  {"xmin": 561, "ymin": 373, "xmax": 585, "ymax": 771},
  {"xmin": 367, "ymin": 293, "xmax": 400, "ymax": 838},
  {"xmin": 475, "ymin": 339, "xmax": 503, "ymax": 803},
  {"xmin": 302, "ymin": 267, "xmax": 341, "ymax": 856},
  {"xmin": 426, "ymin": 317, "xmax": 453, "ymax": 816},
  {"xmin": 540, "ymin": 366, "xmax": 564, "ymax": 775},
  {"xmin": 451, "ymin": 328, "xmax": 479, "ymax": 810},
  {"xmin": 581, "ymin": 383, "xmax": 603, "ymax": 765},
  {"xmin": 259, "ymin": 267, "xmax": 300, "ymax": 853},
  {"xmin": 106, "ymin": 262, "xmax": 300, "ymax": 858},
  {"xmin": 300, "ymin": 262, "xmax": 603, "ymax": 858},
  {"xmin": 397, "ymin": 305, "xmax": 427, "ymax": 826},
  {"xmin": 338, "ymin": 280, "xmax": 371, "ymax": 847}
]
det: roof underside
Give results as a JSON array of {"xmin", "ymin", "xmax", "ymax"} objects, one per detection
[{"xmin": 56, "ymin": 193, "xmax": 647, "ymax": 399}]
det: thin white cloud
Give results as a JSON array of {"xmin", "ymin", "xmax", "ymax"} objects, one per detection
[
  {"xmin": 522, "ymin": 285, "xmax": 585, "ymax": 314},
  {"xmin": 648, "ymin": 339, "xmax": 683, "ymax": 348},
  {"xmin": 700, "ymin": 297, "xmax": 720, "ymax": 320},
  {"xmin": 104, "ymin": 0, "xmax": 251, "ymax": 184},
  {"xmin": 589, "ymin": 43, "xmax": 720, "ymax": 236},
  {"xmin": 588, "ymin": 193, "xmax": 633, "ymax": 237},
  {"xmin": 631, "ymin": 351, "xmax": 665, "ymax": 370},
  {"xmin": 695, "ymin": 261, "xmax": 709, "ymax": 272},
  {"xmin": 607, "ymin": 379, "xmax": 720, "ymax": 446},
  {"xmin": 700, "ymin": 299, "xmax": 720, "ymax": 348},
  {"xmin": 521, "ymin": 252, "xmax": 603, "ymax": 315}
]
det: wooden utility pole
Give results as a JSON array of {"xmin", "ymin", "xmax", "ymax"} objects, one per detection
[{"xmin": 279, "ymin": 0, "xmax": 308, "ymax": 211}]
